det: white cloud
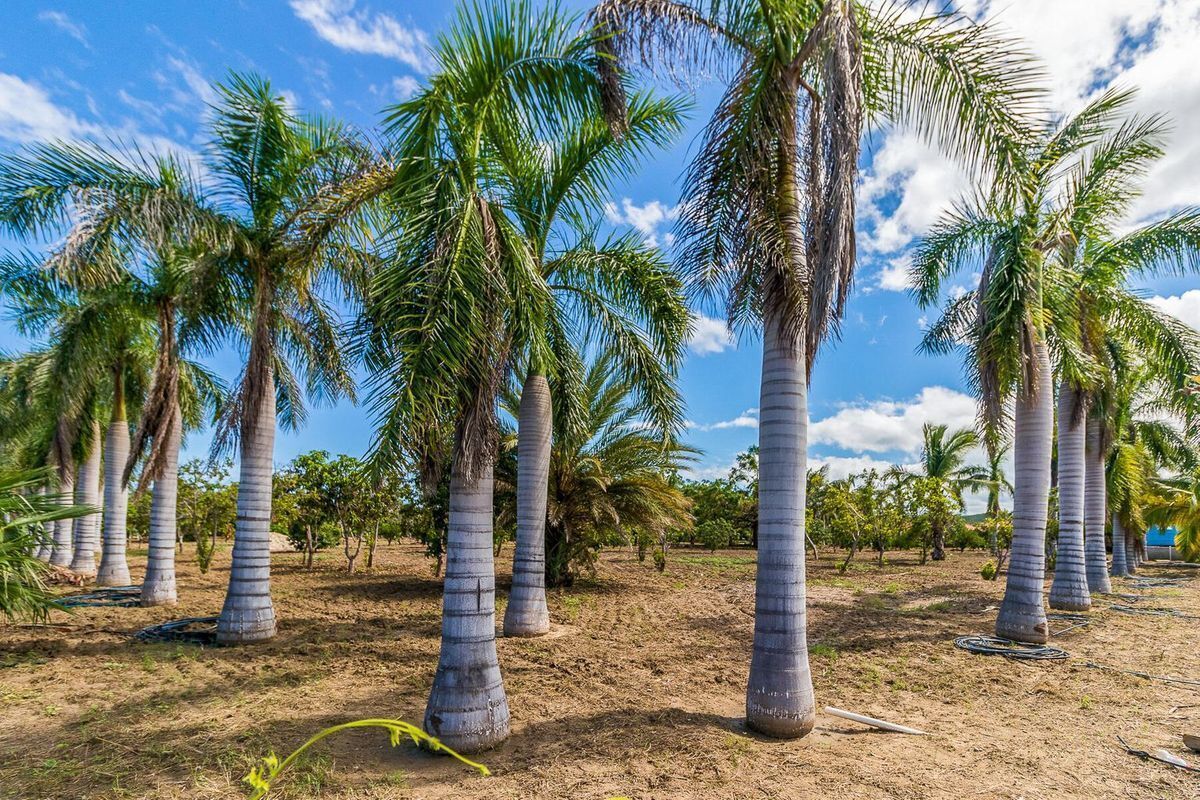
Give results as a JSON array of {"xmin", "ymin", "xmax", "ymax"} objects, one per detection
[
  {"xmin": 390, "ymin": 75, "xmax": 420, "ymax": 100},
  {"xmin": 682, "ymin": 460, "xmax": 736, "ymax": 481},
  {"xmin": 0, "ymin": 73, "xmax": 199, "ymax": 173},
  {"xmin": 0, "ymin": 73, "xmax": 86, "ymax": 142},
  {"xmin": 962, "ymin": 1, "xmax": 1200, "ymax": 222},
  {"xmin": 857, "ymin": 131, "xmax": 969, "ymax": 255},
  {"xmin": 1148, "ymin": 290, "xmax": 1200, "ymax": 331},
  {"xmin": 690, "ymin": 408, "xmax": 759, "ymax": 432},
  {"xmin": 604, "ymin": 197, "xmax": 678, "ymax": 248},
  {"xmin": 290, "ymin": 0, "xmax": 431, "ymax": 72},
  {"xmin": 688, "ymin": 314, "xmax": 735, "ymax": 355},
  {"xmin": 163, "ymin": 55, "xmax": 218, "ymax": 107},
  {"xmin": 809, "ymin": 386, "xmax": 978, "ymax": 456},
  {"xmin": 38, "ymin": 11, "xmax": 89, "ymax": 47},
  {"xmin": 874, "ymin": 254, "xmax": 913, "ymax": 292},
  {"xmin": 811, "ymin": 454, "xmax": 917, "ymax": 481}
]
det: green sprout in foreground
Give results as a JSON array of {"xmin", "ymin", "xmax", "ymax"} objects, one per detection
[{"xmin": 244, "ymin": 718, "xmax": 490, "ymax": 798}]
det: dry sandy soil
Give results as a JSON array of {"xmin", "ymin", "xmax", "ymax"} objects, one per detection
[{"xmin": 1, "ymin": 543, "xmax": 1198, "ymax": 799}]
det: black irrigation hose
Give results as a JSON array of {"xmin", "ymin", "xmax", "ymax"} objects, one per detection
[
  {"xmin": 1131, "ymin": 577, "xmax": 1190, "ymax": 588},
  {"xmin": 953, "ymin": 635, "xmax": 1070, "ymax": 660},
  {"xmin": 1083, "ymin": 661, "xmax": 1200, "ymax": 689},
  {"xmin": 57, "ymin": 586, "xmax": 141, "ymax": 608},
  {"xmin": 133, "ymin": 616, "xmax": 220, "ymax": 646},
  {"xmin": 1108, "ymin": 604, "xmax": 1200, "ymax": 620},
  {"xmin": 1117, "ymin": 736, "xmax": 1200, "ymax": 773}
]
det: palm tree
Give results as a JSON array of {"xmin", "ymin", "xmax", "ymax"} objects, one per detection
[
  {"xmin": 355, "ymin": 0, "xmax": 608, "ymax": 752},
  {"xmin": 0, "ymin": 74, "xmax": 361, "ymax": 631},
  {"xmin": 912, "ymin": 90, "xmax": 1186, "ymax": 641},
  {"xmin": 497, "ymin": 93, "xmax": 689, "ymax": 635},
  {"xmin": 914, "ymin": 423, "xmax": 980, "ymax": 561},
  {"xmin": 1049, "ymin": 93, "xmax": 1200, "ymax": 593},
  {"xmin": 0, "ymin": 257, "xmax": 154, "ymax": 584},
  {"xmin": 596, "ymin": 0, "xmax": 1040, "ymax": 734},
  {"xmin": 497, "ymin": 352, "xmax": 692, "ymax": 587}
]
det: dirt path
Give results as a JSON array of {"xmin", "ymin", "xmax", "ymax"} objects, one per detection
[{"xmin": 1, "ymin": 544, "xmax": 1197, "ymax": 799}]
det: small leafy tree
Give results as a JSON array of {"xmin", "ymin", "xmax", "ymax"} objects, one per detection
[{"xmin": 178, "ymin": 458, "xmax": 236, "ymax": 574}]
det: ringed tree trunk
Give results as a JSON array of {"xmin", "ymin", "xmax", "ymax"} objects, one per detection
[
  {"xmin": 503, "ymin": 372, "xmax": 552, "ymax": 638},
  {"xmin": 36, "ymin": 487, "xmax": 53, "ymax": 561},
  {"xmin": 96, "ymin": 423, "xmax": 131, "ymax": 585},
  {"xmin": 1110, "ymin": 514, "xmax": 1128, "ymax": 578},
  {"xmin": 1048, "ymin": 384, "xmax": 1090, "ymax": 611},
  {"xmin": 996, "ymin": 340, "xmax": 1052, "ymax": 644},
  {"xmin": 217, "ymin": 361, "xmax": 278, "ymax": 644},
  {"xmin": 69, "ymin": 421, "xmax": 103, "ymax": 577},
  {"xmin": 745, "ymin": 302, "xmax": 815, "ymax": 739},
  {"xmin": 424, "ymin": 456, "xmax": 511, "ymax": 753},
  {"xmin": 50, "ymin": 465, "xmax": 76, "ymax": 568},
  {"xmin": 1083, "ymin": 417, "xmax": 1111, "ymax": 594},
  {"xmin": 1125, "ymin": 532, "xmax": 1138, "ymax": 573},
  {"xmin": 142, "ymin": 404, "xmax": 182, "ymax": 606},
  {"xmin": 97, "ymin": 370, "xmax": 132, "ymax": 587}
]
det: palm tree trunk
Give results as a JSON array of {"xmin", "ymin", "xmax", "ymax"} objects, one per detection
[
  {"xmin": 36, "ymin": 487, "xmax": 53, "ymax": 561},
  {"xmin": 1110, "ymin": 514, "xmax": 1128, "ymax": 578},
  {"xmin": 96, "ymin": 418, "xmax": 132, "ymax": 586},
  {"xmin": 142, "ymin": 405, "xmax": 181, "ymax": 606},
  {"xmin": 745, "ymin": 303, "xmax": 815, "ymax": 738},
  {"xmin": 503, "ymin": 372, "xmax": 552, "ymax": 637},
  {"xmin": 1083, "ymin": 417, "xmax": 1111, "ymax": 594},
  {"xmin": 50, "ymin": 465, "xmax": 75, "ymax": 568},
  {"xmin": 69, "ymin": 421, "xmax": 102, "ymax": 577},
  {"xmin": 1048, "ymin": 384, "xmax": 1090, "ymax": 610},
  {"xmin": 424, "ymin": 457, "xmax": 510, "ymax": 753},
  {"xmin": 996, "ymin": 340, "xmax": 1052, "ymax": 643},
  {"xmin": 217, "ymin": 365, "xmax": 278, "ymax": 644},
  {"xmin": 1125, "ymin": 531, "xmax": 1138, "ymax": 573}
]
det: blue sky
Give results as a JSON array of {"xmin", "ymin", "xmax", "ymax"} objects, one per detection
[{"xmin": 3, "ymin": 1, "xmax": 1200, "ymax": 511}]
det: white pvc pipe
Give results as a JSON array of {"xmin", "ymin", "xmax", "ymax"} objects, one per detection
[{"xmin": 824, "ymin": 706, "xmax": 927, "ymax": 735}]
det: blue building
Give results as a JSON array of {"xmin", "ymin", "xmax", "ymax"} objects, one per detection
[{"xmin": 1145, "ymin": 525, "xmax": 1179, "ymax": 560}]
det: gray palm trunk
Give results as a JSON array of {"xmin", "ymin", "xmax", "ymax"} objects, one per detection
[
  {"xmin": 36, "ymin": 487, "xmax": 53, "ymax": 561},
  {"xmin": 142, "ymin": 406, "xmax": 181, "ymax": 606},
  {"xmin": 217, "ymin": 374, "xmax": 278, "ymax": 643},
  {"xmin": 996, "ymin": 340, "xmax": 1052, "ymax": 643},
  {"xmin": 1125, "ymin": 532, "xmax": 1138, "ymax": 573},
  {"xmin": 745, "ymin": 306, "xmax": 815, "ymax": 738},
  {"xmin": 96, "ymin": 419, "xmax": 132, "ymax": 586},
  {"xmin": 503, "ymin": 372, "xmax": 552, "ymax": 638},
  {"xmin": 49, "ymin": 465, "xmax": 75, "ymax": 568},
  {"xmin": 1048, "ymin": 384, "xmax": 1090, "ymax": 610},
  {"xmin": 1110, "ymin": 514, "xmax": 1128, "ymax": 578},
  {"xmin": 1083, "ymin": 418, "xmax": 1111, "ymax": 594},
  {"xmin": 69, "ymin": 421, "xmax": 103, "ymax": 577},
  {"xmin": 424, "ymin": 458, "xmax": 511, "ymax": 753}
]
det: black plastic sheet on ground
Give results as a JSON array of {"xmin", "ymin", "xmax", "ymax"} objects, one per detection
[
  {"xmin": 133, "ymin": 616, "xmax": 220, "ymax": 646},
  {"xmin": 58, "ymin": 586, "xmax": 141, "ymax": 608}
]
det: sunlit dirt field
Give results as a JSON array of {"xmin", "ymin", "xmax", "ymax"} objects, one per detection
[{"xmin": 1, "ymin": 542, "xmax": 1197, "ymax": 799}]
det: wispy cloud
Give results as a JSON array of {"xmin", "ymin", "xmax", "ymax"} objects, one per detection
[
  {"xmin": 688, "ymin": 314, "xmax": 735, "ymax": 356},
  {"xmin": 290, "ymin": 0, "xmax": 431, "ymax": 72},
  {"xmin": 603, "ymin": 197, "xmax": 678, "ymax": 249},
  {"xmin": 689, "ymin": 409, "xmax": 759, "ymax": 432},
  {"xmin": 38, "ymin": 11, "xmax": 90, "ymax": 48}
]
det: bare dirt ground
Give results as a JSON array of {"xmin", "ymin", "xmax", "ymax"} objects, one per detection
[{"xmin": 2, "ymin": 543, "xmax": 1198, "ymax": 799}]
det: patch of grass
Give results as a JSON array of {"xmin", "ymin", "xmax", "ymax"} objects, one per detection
[
  {"xmin": 379, "ymin": 770, "xmax": 410, "ymax": 788},
  {"xmin": 882, "ymin": 582, "xmax": 902, "ymax": 594},
  {"xmin": 42, "ymin": 704, "xmax": 60, "ymax": 717},
  {"xmin": 724, "ymin": 733, "xmax": 755, "ymax": 767},
  {"xmin": 809, "ymin": 643, "xmax": 839, "ymax": 660},
  {"xmin": 141, "ymin": 654, "xmax": 158, "ymax": 673},
  {"xmin": 1080, "ymin": 695, "xmax": 1093, "ymax": 710},
  {"xmin": 676, "ymin": 554, "xmax": 757, "ymax": 569},
  {"xmin": 921, "ymin": 600, "xmax": 955, "ymax": 613},
  {"xmin": 815, "ymin": 577, "xmax": 854, "ymax": 589},
  {"xmin": 859, "ymin": 594, "xmax": 888, "ymax": 611}
]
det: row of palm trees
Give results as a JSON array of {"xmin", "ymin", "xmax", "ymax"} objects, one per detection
[
  {"xmin": 1, "ymin": 0, "xmax": 1198, "ymax": 754},
  {"xmin": 914, "ymin": 87, "xmax": 1200, "ymax": 641}
]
